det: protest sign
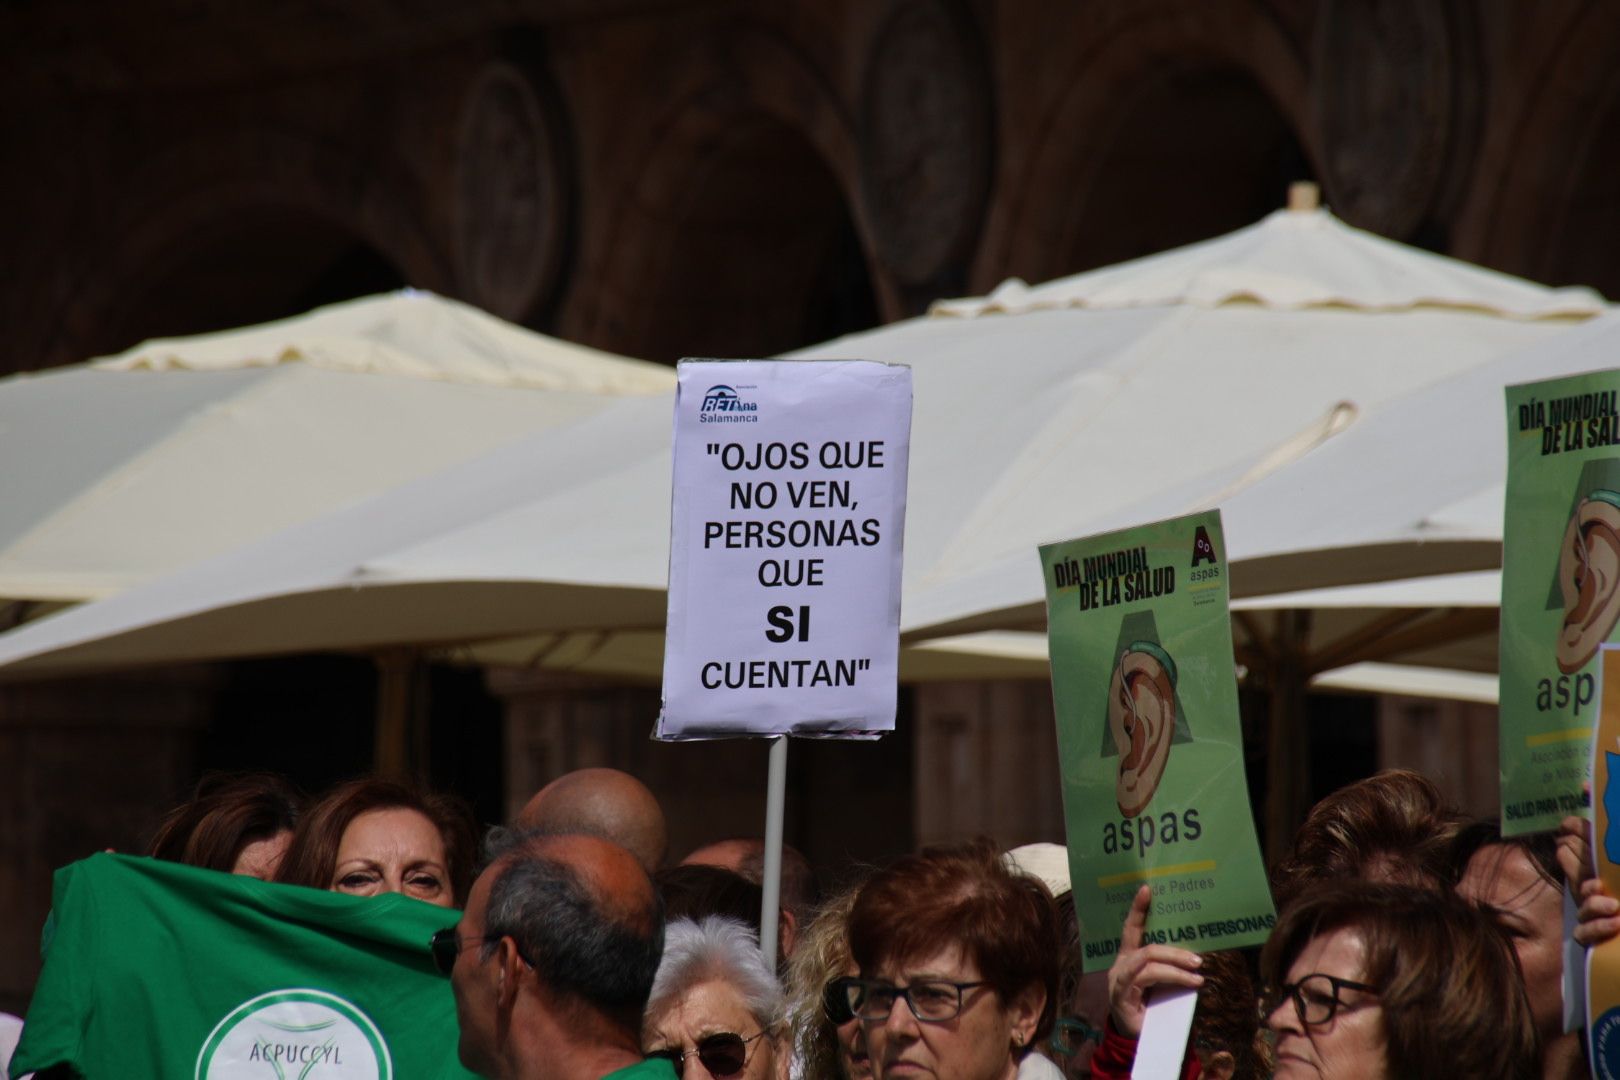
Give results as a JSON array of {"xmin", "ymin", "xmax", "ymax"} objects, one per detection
[
  {"xmin": 659, "ymin": 359, "xmax": 912, "ymax": 740},
  {"xmin": 11, "ymin": 853, "xmax": 474, "ymax": 1079},
  {"xmin": 1587, "ymin": 645, "xmax": 1620, "ymax": 1075},
  {"xmin": 1500, "ymin": 372, "xmax": 1620, "ymax": 833},
  {"xmin": 1041, "ymin": 510, "xmax": 1275, "ymax": 973}
]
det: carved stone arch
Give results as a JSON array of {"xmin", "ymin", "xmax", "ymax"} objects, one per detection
[
  {"xmin": 1310, "ymin": 0, "xmax": 1482, "ymax": 244},
  {"xmin": 981, "ymin": 1, "xmax": 1311, "ymax": 287},
  {"xmin": 451, "ymin": 54, "xmax": 574, "ymax": 323},
  {"xmin": 856, "ymin": 0, "xmax": 994, "ymax": 308},
  {"xmin": 569, "ymin": 24, "xmax": 885, "ymax": 361},
  {"xmin": 1462, "ymin": 6, "xmax": 1620, "ymax": 295},
  {"xmin": 59, "ymin": 124, "xmax": 445, "ymax": 360}
]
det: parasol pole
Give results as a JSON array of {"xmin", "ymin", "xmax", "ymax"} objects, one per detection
[
  {"xmin": 1264, "ymin": 609, "xmax": 1312, "ymax": 867},
  {"xmin": 374, "ymin": 649, "xmax": 425, "ymax": 783}
]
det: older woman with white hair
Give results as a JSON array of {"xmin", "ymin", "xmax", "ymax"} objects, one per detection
[{"xmin": 644, "ymin": 915, "xmax": 789, "ymax": 1080}]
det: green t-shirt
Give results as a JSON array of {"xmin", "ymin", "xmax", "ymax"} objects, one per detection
[
  {"xmin": 12, "ymin": 853, "xmax": 478, "ymax": 1079},
  {"xmin": 603, "ymin": 1060, "xmax": 678, "ymax": 1080}
]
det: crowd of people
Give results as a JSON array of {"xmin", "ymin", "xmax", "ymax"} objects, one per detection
[{"xmin": 5, "ymin": 764, "xmax": 1612, "ymax": 1080}]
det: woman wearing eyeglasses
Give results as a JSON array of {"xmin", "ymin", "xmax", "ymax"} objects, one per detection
[
  {"xmin": 644, "ymin": 916, "xmax": 789, "ymax": 1080},
  {"xmin": 843, "ymin": 839, "xmax": 1063, "ymax": 1080},
  {"xmin": 1261, "ymin": 881, "xmax": 1538, "ymax": 1079},
  {"xmin": 784, "ymin": 884, "xmax": 872, "ymax": 1080}
]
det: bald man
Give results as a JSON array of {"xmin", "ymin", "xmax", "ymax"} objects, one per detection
[
  {"xmin": 681, "ymin": 837, "xmax": 817, "ymax": 960},
  {"xmin": 517, "ymin": 768, "xmax": 667, "ymax": 873},
  {"xmin": 446, "ymin": 830, "xmax": 673, "ymax": 1080}
]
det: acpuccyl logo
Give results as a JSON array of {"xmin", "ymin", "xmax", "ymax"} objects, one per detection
[{"xmin": 195, "ymin": 989, "xmax": 391, "ymax": 1079}]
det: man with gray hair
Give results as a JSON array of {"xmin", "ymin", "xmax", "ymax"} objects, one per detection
[{"xmin": 439, "ymin": 829, "xmax": 674, "ymax": 1080}]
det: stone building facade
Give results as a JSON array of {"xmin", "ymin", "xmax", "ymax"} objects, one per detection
[{"xmin": 11, "ymin": 1, "xmax": 1620, "ymax": 374}]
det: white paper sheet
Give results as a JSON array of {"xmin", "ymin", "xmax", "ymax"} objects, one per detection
[
  {"xmin": 659, "ymin": 359, "xmax": 912, "ymax": 739},
  {"xmin": 1568, "ymin": 887, "xmax": 1588, "ymax": 1033},
  {"xmin": 1131, "ymin": 986, "xmax": 1198, "ymax": 1080}
]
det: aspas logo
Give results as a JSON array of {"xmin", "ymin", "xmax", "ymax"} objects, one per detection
[
  {"xmin": 698, "ymin": 384, "xmax": 759, "ymax": 423},
  {"xmin": 195, "ymin": 989, "xmax": 391, "ymax": 1079},
  {"xmin": 1190, "ymin": 525, "xmax": 1218, "ymax": 567}
]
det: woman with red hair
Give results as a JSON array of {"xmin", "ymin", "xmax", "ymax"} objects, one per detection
[
  {"xmin": 843, "ymin": 838, "xmax": 1062, "ymax": 1080},
  {"xmin": 274, "ymin": 777, "xmax": 476, "ymax": 907}
]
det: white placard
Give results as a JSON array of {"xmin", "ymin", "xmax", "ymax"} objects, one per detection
[
  {"xmin": 658, "ymin": 359, "xmax": 912, "ymax": 740},
  {"xmin": 1567, "ymin": 888, "xmax": 1587, "ymax": 1033},
  {"xmin": 1131, "ymin": 987, "xmax": 1198, "ymax": 1080}
]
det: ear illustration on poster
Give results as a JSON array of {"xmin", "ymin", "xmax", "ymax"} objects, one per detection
[
  {"xmin": 1560, "ymin": 492, "xmax": 1620, "ymax": 674},
  {"xmin": 1109, "ymin": 642, "xmax": 1178, "ymax": 819}
]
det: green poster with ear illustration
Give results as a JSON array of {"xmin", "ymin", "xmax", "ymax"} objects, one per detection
[
  {"xmin": 1500, "ymin": 372, "xmax": 1620, "ymax": 835},
  {"xmin": 1040, "ymin": 510, "xmax": 1274, "ymax": 973}
]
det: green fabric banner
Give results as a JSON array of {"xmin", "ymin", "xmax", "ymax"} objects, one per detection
[
  {"xmin": 1040, "ymin": 510, "xmax": 1274, "ymax": 972},
  {"xmin": 1500, "ymin": 373, "xmax": 1620, "ymax": 833},
  {"xmin": 12, "ymin": 853, "xmax": 477, "ymax": 1079}
]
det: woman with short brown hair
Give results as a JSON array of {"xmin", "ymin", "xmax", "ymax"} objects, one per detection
[
  {"xmin": 1270, "ymin": 769, "xmax": 1463, "ymax": 911},
  {"xmin": 147, "ymin": 771, "xmax": 304, "ymax": 879},
  {"xmin": 274, "ymin": 777, "xmax": 477, "ymax": 907},
  {"xmin": 1261, "ymin": 880, "xmax": 1538, "ymax": 1079},
  {"xmin": 844, "ymin": 838, "xmax": 1061, "ymax": 1080}
]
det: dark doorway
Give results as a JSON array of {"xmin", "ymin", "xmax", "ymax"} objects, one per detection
[
  {"xmin": 1063, "ymin": 66, "xmax": 1314, "ymax": 273},
  {"xmin": 612, "ymin": 116, "xmax": 880, "ymax": 363},
  {"xmin": 92, "ymin": 208, "xmax": 406, "ymax": 360}
]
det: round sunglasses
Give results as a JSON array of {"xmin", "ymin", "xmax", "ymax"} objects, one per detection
[{"xmin": 647, "ymin": 1031, "xmax": 765, "ymax": 1078}]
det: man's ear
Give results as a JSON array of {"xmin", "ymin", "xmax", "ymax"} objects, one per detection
[
  {"xmin": 1007, "ymin": 982, "xmax": 1045, "ymax": 1050},
  {"xmin": 1201, "ymin": 1049, "xmax": 1236, "ymax": 1080},
  {"xmin": 777, "ymin": 908, "xmax": 800, "ymax": 960},
  {"xmin": 495, "ymin": 936, "xmax": 526, "ymax": 1010}
]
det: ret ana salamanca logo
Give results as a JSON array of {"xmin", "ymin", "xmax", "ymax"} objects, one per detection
[
  {"xmin": 195, "ymin": 989, "xmax": 392, "ymax": 1079},
  {"xmin": 699, "ymin": 384, "xmax": 759, "ymax": 423}
]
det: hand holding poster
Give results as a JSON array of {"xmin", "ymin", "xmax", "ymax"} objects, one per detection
[
  {"xmin": 1040, "ymin": 510, "xmax": 1275, "ymax": 973},
  {"xmin": 12, "ymin": 854, "xmax": 474, "ymax": 1079},
  {"xmin": 1501, "ymin": 372, "xmax": 1619, "ymax": 833},
  {"xmin": 659, "ymin": 359, "xmax": 912, "ymax": 739}
]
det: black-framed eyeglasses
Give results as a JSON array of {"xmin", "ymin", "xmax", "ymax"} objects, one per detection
[
  {"xmin": 1263, "ymin": 973, "xmax": 1379, "ymax": 1027},
  {"xmin": 823, "ymin": 975, "xmax": 859, "ymax": 1024},
  {"xmin": 843, "ymin": 977, "xmax": 992, "ymax": 1023},
  {"xmin": 647, "ymin": 1031, "xmax": 765, "ymax": 1078},
  {"xmin": 429, "ymin": 927, "xmax": 534, "ymax": 976},
  {"xmin": 1049, "ymin": 1016, "xmax": 1104, "ymax": 1055}
]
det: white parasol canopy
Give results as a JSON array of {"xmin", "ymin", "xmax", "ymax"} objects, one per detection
[
  {"xmin": 0, "ymin": 206, "xmax": 1601, "ymax": 679},
  {"xmin": 0, "ymin": 290, "xmax": 671, "ymax": 605}
]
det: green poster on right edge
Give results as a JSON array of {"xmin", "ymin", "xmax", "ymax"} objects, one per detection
[
  {"xmin": 1041, "ymin": 510, "xmax": 1274, "ymax": 973},
  {"xmin": 1500, "ymin": 372, "xmax": 1620, "ymax": 834}
]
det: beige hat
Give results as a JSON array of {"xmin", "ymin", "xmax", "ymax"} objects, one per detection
[{"xmin": 1005, "ymin": 841, "xmax": 1072, "ymax": 899}]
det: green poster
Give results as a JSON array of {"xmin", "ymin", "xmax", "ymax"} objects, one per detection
[
  {"xmin": 1040, "ymin": 510, "xmax": 1275, "ymax": 973},
  {"xmin": 1500, "ymin": 373, "xmax": 1620, "ymax": 834}
]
